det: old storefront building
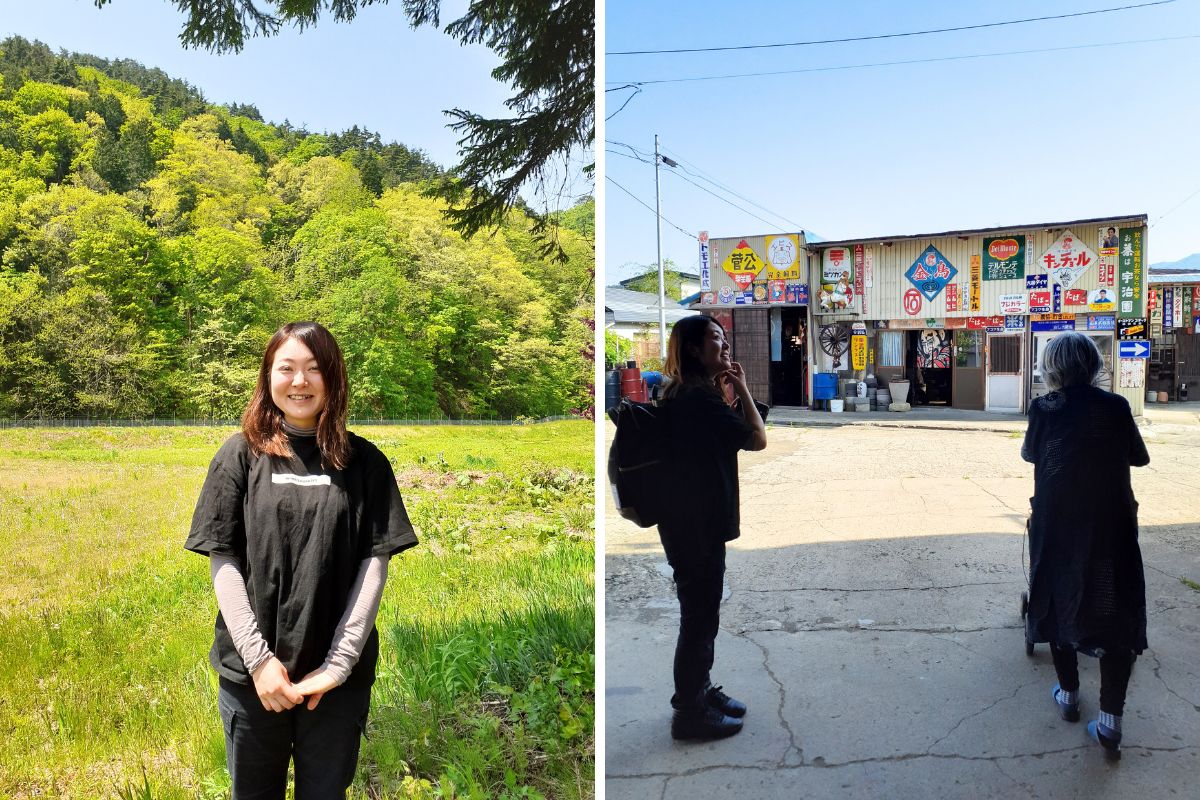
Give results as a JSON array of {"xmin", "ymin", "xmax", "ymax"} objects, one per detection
[{"xmin": 698, "ymin": 216, "xmax": 1149, "ymax": 415}]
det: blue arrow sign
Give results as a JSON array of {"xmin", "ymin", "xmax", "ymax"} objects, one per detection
[{"xmin": 1118, "ymin": 340, "xmax": 1150, "ymax": 359}]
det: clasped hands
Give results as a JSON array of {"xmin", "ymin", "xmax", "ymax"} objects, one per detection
[{"xmin": 251, "ymin": 656, "xmax": 338, "ymax": 712}]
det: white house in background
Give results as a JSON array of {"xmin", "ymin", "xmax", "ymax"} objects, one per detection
[
  {"xmin": 604, "ymin": 287, "xmax": 694, "ymax": 338},
  {"xmin": 617, "ymin": 270, "xmax": 703, "ymax": 299}
]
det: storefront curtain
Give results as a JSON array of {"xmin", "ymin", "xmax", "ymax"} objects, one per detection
[{"xmin": 879, "ymin": 331, "xmax": 903, "ymax": 366}]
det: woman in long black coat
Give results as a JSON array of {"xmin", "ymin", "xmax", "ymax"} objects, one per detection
[{"xmin": 1022, "ymin": 332, "xmax": 1149, "ymax": 760}]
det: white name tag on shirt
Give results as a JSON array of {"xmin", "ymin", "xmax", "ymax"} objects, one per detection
[{"xmin": 272, "ymin": 473, "xmax": 331, "ymax": 486}]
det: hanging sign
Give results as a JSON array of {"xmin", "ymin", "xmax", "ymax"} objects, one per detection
[
  {"xmin": 1164, "ymin": 287, "xmax": 1175, "ymax": 328},
  {"xmin": 851, "ymin": 334, "xmax": 867, "ymax": 371},
  {"xmin": 1173, "ymin": 286, "xmax": 1184, "ymax": 328},
  {"xmin": 1040, "ymin": 230, "xmax": 1096, "ymax": 289},
  {"xmin": 764, "ymin": 234, "xmax": 801, "ymax": 280},
  {"xmin": 969, "ymin": 255, "xmax": 981, "ymax": 311},
  {"xmin": 1119, "ymin": 358, "xmax": 1145, "ymax": 389},
  {"xmin": 1117, "ymin": 227, "xmax": 1144, "ymax": 319},
  {"xmin": 818, "ymin": 247, "xmax": 854, "ymax": 311},
  {"xmin": 785, "ymin": 283, "xmax": 809, "ymax": 305},
  {"xmin": 1117, "ymin": 317, "xmax": 1147, "ymax": 340},
  {"xmin": 999, "ymin": 294, "xmax": 1027, "ymax": 314},
  {"xmin": 945, "ymin": 283, "xmax": 959, "ymax": 312},
  {"xmin": 903, "ymin": 288, "xmax": 923, "ymax": 316},
  {"xmin": 983, "ymin": 236, "xmax": 1025, "ymax": 281},
  {"xmin": 905, "ymin": 245, "xmax": 957, "ymax": 301},
  {"xmin": 699, "ymin": 231, "xmax": 711, "ymax": 291},
  {"xmin": 722, "ymin": 240, "xmax": 764, "ymax": 291},
  {"xmin": 1088, "ymin": 288, "xmax": 1116, "ymax": 312}
]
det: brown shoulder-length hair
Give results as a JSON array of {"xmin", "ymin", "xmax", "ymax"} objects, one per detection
[
  {"xmin": 662, "ymin": 314, "xmax": 725, "ymax": 401},
  {"xmin": 242, "ymin": 322, "xmax": 351, "ymax": 470}
]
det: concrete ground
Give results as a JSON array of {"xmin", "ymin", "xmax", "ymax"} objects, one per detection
[{"xmin": 604, "ymin": 406, "xmax": 1200, "ymax": 799}]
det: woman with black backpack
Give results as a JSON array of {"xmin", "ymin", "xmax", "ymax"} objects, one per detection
[{"xmin": 658, "ymin": 314, "xmax": 767, "ymax": 741}]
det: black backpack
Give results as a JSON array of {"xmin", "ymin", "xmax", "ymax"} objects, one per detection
[{"xmin": 607, "ymin": 399, "xmax": 671, "ymax": 528}]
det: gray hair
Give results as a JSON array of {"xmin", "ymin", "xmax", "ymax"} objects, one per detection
[{"xmin": 1040, "ymin": 332, "xmax": 1102, "ymax": 391}]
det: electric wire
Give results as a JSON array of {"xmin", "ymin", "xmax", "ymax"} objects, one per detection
[
  {"xmin": 1151, "ymin": 184, "xmax": 1200, "ymax": 228},
  {"xmin": 607, "ymin": 0, "xmax": 1175, "ymax": 55},
  {"xmin": 660, "ymin": 144, "xmax": 810, "ymax": 231},
  {"xmin": 609, "ymin": 139, "xmax": 812, "ymax": 233},
  {"xmin": 605, "ymin": 86, "xmax": 642, "ymax": 121},
  {"xmin": 608, "ymin": 33, "xmax": 1200, "ymax": 86},
  {"xmin": 605, "ymin": 175, "xmax": 698, "ymax": 240}
]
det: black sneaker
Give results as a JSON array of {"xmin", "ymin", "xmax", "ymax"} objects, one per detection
[
  {"xmin": 705, "ymin": 684, "xmax": 747, "ymax": 718},
  {"xmin": 671, "ymin": 705, "xmax": 744, "ymax": 741}
]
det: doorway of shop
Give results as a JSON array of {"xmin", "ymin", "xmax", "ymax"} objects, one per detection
[
  {"xmin": 952, "ymin": 329, "xmax": 985, "ymax": 409},
  {"xmin": 907, "ymin": 328, "xmax": 952, "ymax": 405},
  {"xmin": 770, "ymin": 307, "xmax": 808, "ymax": 405}
]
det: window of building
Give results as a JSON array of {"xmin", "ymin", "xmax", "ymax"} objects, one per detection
[
  {"xmin": 989, "ymin": 336, "xmax": 1021, "ymax": 374},
  {"xmin": 878, "ymin": 331, "xmax": 903, "ymax": 366}
]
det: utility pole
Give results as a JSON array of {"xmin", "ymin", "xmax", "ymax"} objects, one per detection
[{"xmin": 657, "ymin": 136, "xmax": 667, "ymax": 357}]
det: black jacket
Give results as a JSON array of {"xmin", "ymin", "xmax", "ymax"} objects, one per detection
[{"xmin": 1021, "ymin": 386, "xmax": 1149, "ymax": 654}]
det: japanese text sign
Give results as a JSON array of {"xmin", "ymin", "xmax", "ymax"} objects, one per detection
[
  {"xmin": 764, "ymin": 234, "xmax": 801, "ymax": 280},
  {"xmin": 1040, "ymin": 230, "xmax": 1096, "ymax": 290},
  {"xmin": 983, "ymin": 236, "xmax": 1025, "ymax": 281},
  {"xmin": 906, "ymin": 245, "xmax": 957, "ymax": 301},
  {"xmin": 1117, "ymin": 227, "xmax": 1143, "ymax": 319},
  {"xmin": 722, "ymin": 240, "xmax": 764, "ymax": 291}
]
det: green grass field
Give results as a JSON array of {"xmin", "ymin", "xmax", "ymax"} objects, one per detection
[{"xmin": 0, "ymin": 422, "xmax": 594, "ymax": 799}]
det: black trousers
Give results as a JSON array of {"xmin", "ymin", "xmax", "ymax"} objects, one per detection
[
  {"xmin": 658, "ymin": 527, "xmax": 726, "ymax": 712},
  {"xmin": 217, "ymin": 676, "xmax": 372, "ymax": 800},
  {"xmin": 1049, "ymin": 644, "xmax": 1134, "ymax": 716}
]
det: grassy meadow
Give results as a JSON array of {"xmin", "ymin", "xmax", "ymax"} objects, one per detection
[{"xmin": 0, "ymin": 421, "xmax": 594, "ymax": 799}]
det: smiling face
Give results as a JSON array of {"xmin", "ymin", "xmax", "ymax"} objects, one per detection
[
  {"xmin": 691, "ymin": 321, "xmax": 732, "ymax": 378},
  {"xmin": 269, "ymin": 336, "xmax": 326, "ymax": 428}
]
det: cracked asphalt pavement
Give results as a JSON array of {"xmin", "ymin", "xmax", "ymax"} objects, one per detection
[{"xmin": 604, "ymin": 416, "xmax": 1200, "ymax": 798}]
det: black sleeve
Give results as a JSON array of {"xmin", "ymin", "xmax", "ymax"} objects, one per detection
[
  {"xmin": 698, "ymin": 391, "xmax": 755, "ymax": 453},
  {"xmin": 360, "ymin": 442, "xmax": 419, "ymax": 559},
  {"xmin": 1124, "ymin": 398, "xmax": 1150, "ymax": 467},
  {"xmin": 1020, "ymin": 401, "xmax": 1040, "ymax": 464},
  {"xmin": 185, "ymin": 435, "xmax": 249, "ymax": 558}
]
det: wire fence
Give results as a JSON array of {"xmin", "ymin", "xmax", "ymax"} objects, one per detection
[{"xmin": 0, "ymin": 415, "xmax": 582, "ymax": 429}]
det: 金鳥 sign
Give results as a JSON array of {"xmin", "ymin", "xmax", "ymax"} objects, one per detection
[{"xmin": 906, "ymin": 245, "xmax": 957, "ymax": 301}]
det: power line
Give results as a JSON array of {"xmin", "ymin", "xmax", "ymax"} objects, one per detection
[
  {"xmin": 1151, "ymin": 184, "xmax": 1200, "ymax": 227},
  {"xmin": 605, "ymin": 86, "xmax": 642, "ymax": 121},
  {"xmin": 663, "ymin": 168, "xmax": 789, "ymax": 233},
  {"xmin": 609, "ymin": 33, "xmax": 1200, "ymax": 86},
  {"xmin": 609, "ymin": 139, "xmax": 812, "ymax": 233},
  {"xmin": 608, "ymin": 1, "xmax": 1175, "ymax": 55},
  {"xmin": 605, "ymin": 175, "xmax": 698, "ymax": 240},
  {"xmin": 660, "ymin": 145, "xmax": 810, "ymax": 232}
]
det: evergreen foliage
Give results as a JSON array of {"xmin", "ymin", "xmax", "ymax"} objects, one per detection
[
  {"xmin": 88, "ymin": 0, "xmax": 595, "ymax": 260},
  {"xmin": 0, "ymin": 36, "xmax": 594, "ymax": 420}
]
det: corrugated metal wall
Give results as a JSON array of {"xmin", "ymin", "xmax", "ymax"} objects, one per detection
[{"xmin": 808, "ymin": 218, "xmax": 1147, "ymax": 415}]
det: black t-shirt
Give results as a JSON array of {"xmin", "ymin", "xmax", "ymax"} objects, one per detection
[
  {"xmin": 663, "ymin": 385, "xmax": 754, "ymax": 541},
  {"xmin": 185, "ymin": 430, "xmax": 418, "ymax": 687}
]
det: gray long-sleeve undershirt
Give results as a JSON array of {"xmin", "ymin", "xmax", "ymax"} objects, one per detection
[{"xmin": 210, "ymin": 553, "xmax": 388, "ymax": 686}]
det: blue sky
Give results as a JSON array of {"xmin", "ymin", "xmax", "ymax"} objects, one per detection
[
  {"xmin": 602, "ymin": 0, "xmax": 1200, "ymax": 282},
  {"xmin": 2, "ymin": 0, "xmax": 514, "ymax": 178}
]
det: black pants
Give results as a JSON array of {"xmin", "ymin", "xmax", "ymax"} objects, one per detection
[
  {"xmin": 1049, "ymin": 644, "xmax": 1134, "ymax": 716},
  {"xmin": 658, "ymin": 527, "xmax": 726, "ymax": 711},
  {"xmin": 217, "ymin": 676, "xmax": 372, "ymax": 800}
]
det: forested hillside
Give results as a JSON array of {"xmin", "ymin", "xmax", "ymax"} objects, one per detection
[{"xmin": 0, "ymin": 36, "xmax": 594, "ymax": 420}]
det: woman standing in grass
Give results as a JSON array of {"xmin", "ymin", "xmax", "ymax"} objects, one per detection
[
  {"xmin": 658, "ymin": 315, "xmax": 766, "ymax": 741},
  {"xmin": 1022, "ymin": 331, "xmax": 1149, "ymax": 761},
  {"xmin": 186, "ymin": 321, "xmax": 417, "ymax": 797}
]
